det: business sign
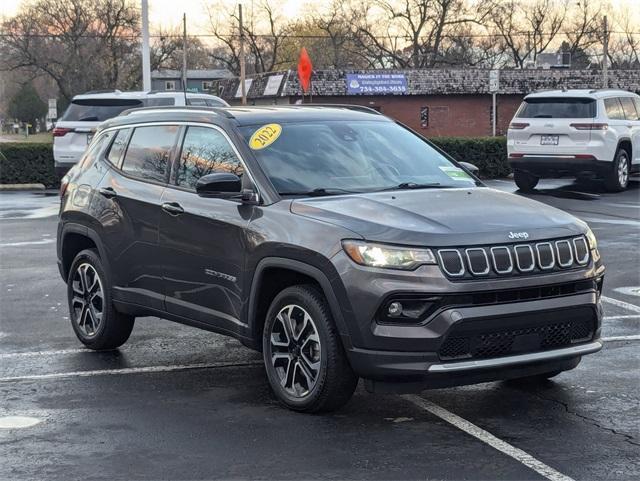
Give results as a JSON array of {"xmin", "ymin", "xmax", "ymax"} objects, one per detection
[
  {"xmin": 489, "ymin": 70, "xmax": 500, "ymax": 93},
  {"xmin": 346, "ymin": 73, "xmax": 408, "ymax": 95},
  {"xmin": 263, "ymin": 74, "xmax": 284, "ymax": 96},
  {"xmin": 235, "ymin": 78, "xmax": 253, "ymax": 98},
  {"xmin": 47, "ymin": 99, "xmax": 57, "ymax": 120}
]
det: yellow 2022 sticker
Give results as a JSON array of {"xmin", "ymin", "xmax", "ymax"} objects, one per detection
[{"xmin": 249, "ymin": 123, "xmax": 282, "ymax": 150}]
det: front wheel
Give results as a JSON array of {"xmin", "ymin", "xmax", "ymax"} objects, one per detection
[
  {"xmin": 67, "ymin": 249, "xmax": 134, "ymax": 350},
  {"xmin": 604, "ymin": 148, "xmax": 630, "ymax": 192},
  {"xmin": 263, "ymin": 285, "xmax": 358, "ymax": 413},
  {"xmin": 514, "ymin": 170, "xmax": 539, "ymax": 192}
]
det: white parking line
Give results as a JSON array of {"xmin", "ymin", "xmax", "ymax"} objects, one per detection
[
  {"xmin": 603, "ymin": 314, "xmax": 640, "ymax": 320},
  {"xmin": 0, "ymin": 348, "xmax": 88, "ymax": 359},
  {"xmin": 602, "ymin": 334, "xmax": 640, "ymax": 342},
  {"xmin": 0, "ymin": 239, "xmax": 55, "ymax": 247},
  {"xmin": 601, "ymin": 296, "xmax": 640, "ymax": 313},
  {"xmin": 0, "ymin": 360, "xmax": 263, "ymax": 383},
  {"xmin": 403, "ymin": 395, "xmax": 575, "ymax": 481}
]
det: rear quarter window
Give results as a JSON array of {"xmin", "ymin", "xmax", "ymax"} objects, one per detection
[
  {"xmin": 120, "ymin": 125, "xmax": 180, "ymax": 183},
  {"xmin": 61, "ymin": 98, "xmax": 143, "ymax": 122},
  {"xmin": 604, "ymin": 98, "xmax": 625, "ymax": 120},
  {"xmin": 516, "ymin": 98, "xmax": 596, "ymax": 119}
]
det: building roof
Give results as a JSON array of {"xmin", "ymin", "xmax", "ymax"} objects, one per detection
[
  {"xmin": 152, "ymin": 69, "xmax": 233, "ymax": 80},
  {"xmin": 216, "ymin": 69, "xmax": 640, "ymax": 100}
]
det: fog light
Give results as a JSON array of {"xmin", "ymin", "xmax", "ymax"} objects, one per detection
[{"xmin": 387, "ymin": 302, "xmax": 403, "ymax": 317}]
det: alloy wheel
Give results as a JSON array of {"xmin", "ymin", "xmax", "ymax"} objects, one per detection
[
  {"xmin": 71, "ymin": 263, "xmax": 104, "ymax": 337},
  {"xmin": 618, "ymin": 153, "xmax": 629, "ymax": 187},
  {"xmin": 269, "ymin": 304, "xmax": 321, "ymax": 398}
]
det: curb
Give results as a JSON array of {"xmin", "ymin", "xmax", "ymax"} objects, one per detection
[{"xmin": 0, "ymin": 183, "xmax": 46, "ymax": 191}]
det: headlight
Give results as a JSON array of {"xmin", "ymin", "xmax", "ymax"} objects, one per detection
[
  {"xmin": 342, "ymin": 240, "xmax": 436, "ymax": 270},
  {"xmin": 585, "ymin": 228, "xmax": 598, "ymax": 250},
  {"xmin": 585, "ymin": 228, "xmax": 600, "ymax": 262}
]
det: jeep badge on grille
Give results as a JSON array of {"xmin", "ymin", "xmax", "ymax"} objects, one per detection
[{"xmin": 508, "ymin": 231, "xmax": 529, "ymax": 240}]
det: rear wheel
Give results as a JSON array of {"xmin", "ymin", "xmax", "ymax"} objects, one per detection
[
  {"xmin": 514, "ymin": 170, "xmax": 539, "ymax": 192},
  {"xmin": 604, "ymin": 148, "xmax": 630, "ymax": 192},
  {"xmin": 263, "ymin": 285, "xmax": 358, "ymax": 413},
  {"xmin": 67, "ymin": 249, "xmax": 134, "ymax": 350}
]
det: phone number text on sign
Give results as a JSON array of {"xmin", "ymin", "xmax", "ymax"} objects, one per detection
[{"xmin": 345, "ymin": 74, "xmax": 408, "ymax": 95}]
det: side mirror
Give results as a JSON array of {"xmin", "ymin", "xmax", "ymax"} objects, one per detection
[
  {"xmin": 458, "ymin": 161, "xmax": 480, "ymax": 176},
  {"xmin": 196, "ymin": 173, "xmax": 242, "ymax": 198}
]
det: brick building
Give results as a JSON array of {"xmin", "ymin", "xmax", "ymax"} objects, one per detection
[{"xmin": 217, "ymin": 69, "xmax": 640, "ymax": 137}]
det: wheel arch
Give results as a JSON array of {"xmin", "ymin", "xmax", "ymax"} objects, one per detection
[
  {"xmin": 246, "ymin": 257, "xmax": 353, "ymax": 352},
  {"xmin": 617, "ymin": 138, "xmax": 632, "ymax": 158},
  {"xmin": 59, "ymin": 223, "xmax": 111, "ymax": 282}
]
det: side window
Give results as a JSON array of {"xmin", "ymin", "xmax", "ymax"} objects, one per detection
[
  {"xmin": 604, "ymin": 98, "xmax": 625, "ymax": 120},
  {"xmin": 121, "ymin": 125, "xmax": 179, "ymax": 183},
  {"xmin": 176, "ymin": 126, "xmax": 244, "ymax": 191},
  {"xmin": 78, "ymin": 131, "xmax": 113, "ymax": 170},
  {"xmin": 106, "ymin": 128, "xmax": 131, "ymax": 167},
  {"xmin": 634, "ymin": 99, "xmax": 640, "ymax": 119},
  {"xmin": 205, "ymin": 98, "xmax": 225, "ymax": 107},
  {"xmin": 187, "ymin": 98, "xmax": 208, "ymax": 106},
  {"xmin": 619, "ymin": 97, "xmax": 640, "ymax": 121}
]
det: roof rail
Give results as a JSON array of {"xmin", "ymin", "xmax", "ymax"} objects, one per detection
[
  {"xmin": 588, "ymin": 88, "xmax": 626, "ymax": 94},
  {"xmin": 292, "ymin": 103, "xmax": 383, "ymax": 115},
  {"xmin": 118, "ymin": 105, "xmax": 235, "ymax": 119},
  {"xmin": 83, "ymin": 89, "xmax": 122, "ymax": 95}
]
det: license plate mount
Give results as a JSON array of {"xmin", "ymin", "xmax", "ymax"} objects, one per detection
[{"xmin": 540, "ymin": 135, "xmax": 559, "ymax": 146}]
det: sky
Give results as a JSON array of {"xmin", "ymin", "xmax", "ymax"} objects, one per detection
[
  {"xmin": 2, "ymin": 0, "xmax": 639, "ymax": 33},
  {"xmin": 1, "ymin": 0, "xmax": 310, "ymax": 31}
]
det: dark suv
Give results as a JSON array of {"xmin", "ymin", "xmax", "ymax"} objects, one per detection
[{"xmin": 57, "ymin": 105, "xmax": 604, "ymax": 412}]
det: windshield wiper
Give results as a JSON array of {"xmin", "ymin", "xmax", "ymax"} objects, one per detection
[
  {"xmin": 278, "ymin": 187, "xmax": 360, "ymax": 197},
  {"xmin": 377, "ymin": 182, "xmax": 448, "ymax": 192}
]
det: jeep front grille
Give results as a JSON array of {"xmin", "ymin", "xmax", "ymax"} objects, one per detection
[{"xmin": 437, "ymin": 236, "xmax": 589, "ymax": 280}]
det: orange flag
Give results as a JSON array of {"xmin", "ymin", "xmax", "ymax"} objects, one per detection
[{"xmin": 297, "ymin": 47, "xmax": 313, "ymax": 94}]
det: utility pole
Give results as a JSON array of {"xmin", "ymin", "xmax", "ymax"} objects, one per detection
[
  {"xmin": 239, "ymin": 3, "xmax": 247, "ymax": 105},
  {"xmin": 141, "ymin": 0, "xmax": 151, "ymax": 91},
  {"xmin": 182, "ymin": 13, "xmax": 188, "ymax": 103},
  {"xmin": 602, "ymin": 15, "xmax": 609, "ymax": 88}
]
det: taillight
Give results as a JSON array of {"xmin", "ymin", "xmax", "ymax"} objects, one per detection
[
  {"xmin": 570, "ymin": 123, "xmax": 608, "ymax": 130},
  {"xmin": 509, "ymin": 122, "xmax": 530, "ymax": 130},
  {"xmin": 53, "ymin": 127, "xmax": 72, "ymax": 137}
]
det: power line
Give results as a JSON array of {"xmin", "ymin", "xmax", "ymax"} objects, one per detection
[{"xmin": 0, "ymin": 30, "xmax": 639, "ymax": 40}]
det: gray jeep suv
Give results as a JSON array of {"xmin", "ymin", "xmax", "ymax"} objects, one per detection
[{"xmin": 57, "ymin": 105, "xmax": 604, "ymax": 412}]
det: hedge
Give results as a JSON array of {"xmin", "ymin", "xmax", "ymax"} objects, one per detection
[
  {"xmin": 0, "ymin": 137, "xmax": 510, "ymax": 187},
  {"xmin": 0, "ymin": 142, "xmax": 58, "ymax": 187},
  {"xmin": 430, "ymin": 136, "xmax": 509, "ymax": 179}
]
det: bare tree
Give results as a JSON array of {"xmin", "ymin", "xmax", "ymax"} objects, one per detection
[
  {"xmin": 206, "ymin": 0, "xmax": 291, "ymax": 75},
  {"xmin": 1, "ymin": 0, "xmax": 141, "ymax": 100},
  {"xmin": 489, "ymin": 0, "xmax": 568, "ymax": 68}
]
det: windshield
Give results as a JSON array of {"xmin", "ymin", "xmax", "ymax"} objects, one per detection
[
  {"xmin": 240, "ymin": 120, "xmax": 476, "ymax": 194},
  {"xmin": 516, "ymin": 97, "xmax": 596, "ymax": 119},
  {"xmin": 61, "ymin": 98, "xmax": 143, "ymax": 122}
]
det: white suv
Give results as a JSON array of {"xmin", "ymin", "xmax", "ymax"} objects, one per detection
[
  {"xmin": 507, "ymin": 89, "xmax": 640, "ymax": 192},
  {"xmin": 53, "ymin": 90, "xmax": 228, "ymax": 175}
]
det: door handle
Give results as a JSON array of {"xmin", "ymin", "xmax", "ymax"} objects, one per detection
[
  {"xmin": 162, "ymin": 202, "xmax": 184, "ymax": 216},
  {"xmin": 98, "ymin": 187, "xmax": 117, "ymax": 199}
]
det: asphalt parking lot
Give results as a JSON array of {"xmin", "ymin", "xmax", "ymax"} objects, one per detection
[{"xmin": 1, "ymin": 178, "xmax": 638, "ymax": 480}]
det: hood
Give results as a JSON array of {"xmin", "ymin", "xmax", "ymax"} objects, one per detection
[{"xmin": 290, "ymin": 187, "xmax": 587, "ymax": 247}]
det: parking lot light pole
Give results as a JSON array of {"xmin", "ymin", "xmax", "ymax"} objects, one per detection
[
  {"xmin": 239, "ymin": 2, "xmax": 247, "ymax": 105},
  {"xmin": 141, "ymin": 0, "xmax": 151, "ymax": 92}
]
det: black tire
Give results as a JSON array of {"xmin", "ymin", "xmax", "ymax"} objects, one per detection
[
  {"xmin": 262, "ymin": 284, "xmax": 358, "ymax": 413},
  {"xmin": 67, "ymin": 248, "xmax": 134, "ymax": 350},
  {"xmin": 604, "ymin": 148, "xmax": 630, "ymax": 192},
  {"xmin": 514, "ymin": 170, "xmax": 539, "ymax": 192}
]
